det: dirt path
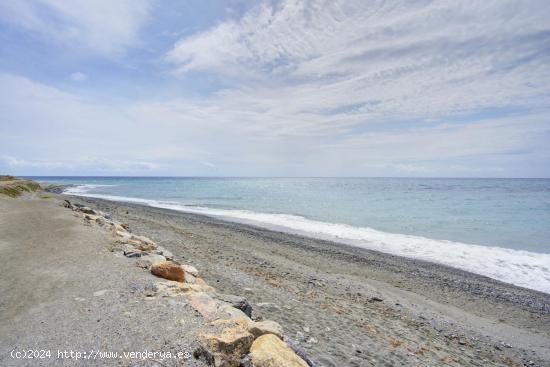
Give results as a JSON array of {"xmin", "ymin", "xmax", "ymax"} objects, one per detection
[{"xmin": 0, "ymin": 196, "xmax": 207, "ymax": 367}]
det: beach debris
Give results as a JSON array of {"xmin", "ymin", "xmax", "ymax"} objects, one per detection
[
  {"xmin": 150, "ymin": 261, "xmax": 185, "ymax": 282},
  {"xmin": 250, "ymin": 334, "xmax": 309, "ymax": 367}
]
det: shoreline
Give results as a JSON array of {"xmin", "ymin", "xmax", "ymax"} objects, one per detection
[
  {"xmin": 56, "ymin": 185, "xmax": 550, "ymax": 294},
  {"xmin": 64, "ymin": 193, "xmax": 550, "ymax": 366},
  {"xmin": 65, "ymin": 192, "xmax": 550, "ymax": 303}
]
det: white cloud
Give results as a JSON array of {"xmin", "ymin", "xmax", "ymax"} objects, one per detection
[
  {"xmin": 0, "ymin": 0, "xmax": 152, "ymax": 57},
  {"xmin": 70, "ymin": 72, "xmax": 88, "ymax": 81},
  {"xmin": 166, "ymin": 0, "xmax": 550, "ymax": 128},
  {"xmin": 1, "ymin": 1, "xmax": 550, "ymax": 176}
]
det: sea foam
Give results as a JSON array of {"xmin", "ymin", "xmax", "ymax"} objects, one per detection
[{"xmin": 66, "ymin": 185, "xmax": 550, "ymax": 294}]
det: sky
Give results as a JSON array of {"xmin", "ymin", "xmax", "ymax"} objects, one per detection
[{"xmin": 0, "ymin": 0, "xmax": 549, "ymax": 177}]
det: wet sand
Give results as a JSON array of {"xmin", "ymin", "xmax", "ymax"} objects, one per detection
[{"xmin": 70, "ymin": 195, "xmax": 550, "ymax": 367}]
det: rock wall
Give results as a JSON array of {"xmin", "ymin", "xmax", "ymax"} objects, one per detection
[{"xmin": 64, "ymin": 199, "xmax": 314, "ymax": 367}]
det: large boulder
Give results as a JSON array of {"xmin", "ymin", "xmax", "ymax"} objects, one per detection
[
  {"xmin": 195, "ymin": 318, "xmax": 254, "ymax": 367},
  {"xmin": 150, "ymin": 261, "xmax": 185, "ymax": 282},
  {"xmin": 250, "ymin": 334, "xmax": 308, "ymax": 367}
]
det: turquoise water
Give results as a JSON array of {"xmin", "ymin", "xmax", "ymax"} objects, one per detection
[{"xmin": 32, "ymin": 177, "xmax": 550, "ymax": 293}]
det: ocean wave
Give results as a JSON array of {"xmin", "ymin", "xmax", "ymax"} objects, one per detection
[
  {"xmin": 64, "ymin": 184, "xmax": 117, "ymax": 195},
  {"xmin": 65, "ymin": 185, "xmax": 550, "ymax": 294}
]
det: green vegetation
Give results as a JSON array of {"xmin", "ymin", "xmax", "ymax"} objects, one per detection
[{"xmin": 0, "ymin": 176, "xmax": 41, "ymax": 198}]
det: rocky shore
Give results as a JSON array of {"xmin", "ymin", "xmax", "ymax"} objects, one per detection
[
  {"xmin": 66, "ymin": 194, "xmax": 550, "ymax": 367},
  {"xmin": 63, "ymin": 198, "xmax": 312, "ymax": 367},
  {"xmin": 1, "ymin": 181, "xmax": 314, "ymax": 367},
  {"xmin": 1, "ymin": 181, "xmax": 550, "ymax": 366}
]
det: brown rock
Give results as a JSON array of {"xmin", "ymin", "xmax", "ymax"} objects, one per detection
[
  {"xmin": 250, "ymin": 334, "xmax": 308, "ymax": 367},
  {"xmin": 150, "ymin": 261, "xmax": 185, "ymax": 282}
]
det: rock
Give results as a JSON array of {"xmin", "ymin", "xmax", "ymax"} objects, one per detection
[
  {"xmin": 189, "ymin": 292, "xmax": 224, "ymax": 322},
  {"xmin": 213, "ymin": 294, "xmax": 252, "ymax": 318},
  {"xmin": 218, "ymin": 303, "xmax": 250, "ymax": 320},
  {"xmin": 63, "ymin": 199, "xmax": 73, "ymax": 209},
  {"xmin": 93, "ymin": 289, "xmax": 108, "ymax": 297},
  {"xmin": 195, "ymin": 277, "xmax": 215, "ymax": 291},
  {"xmin": 114, "ymin": 230, "xmax": 131, "ymax": 241},
  {"xmin": 248, "ymin": 320, "xmax": 283, "ymax": 339},
  {"xmin": 285, "ymin": 338, "xmax": 319, "ymax": 367},
  {"xmin": 124, "ymin": 248, "xmax": 143, "ymax": 258},
  {"xmin": 128, "ymin": 235, "xmax": 157, "ymax": 251},
  {"xmin": 120, "ymin": 223, "xmax": 130, "ymax": 230},
  {"xmin": 182, "ymin": 264, "xmax": 199, "ymax": 277},
  {"xmin": 240, "ymin": 355, "xmax": 253, "ymax": 367},
  {"xmin": 196, "ymin": 317, "xmax": 254, "ymax": 367},
  {"xmin": 95, "ymin": 217, "xmax": 106, "ymax": 226},
  {"xmin": 84, "ymin": 214, "xmax": 99, "ymax": 221},
  {"xmin": 250, "ymin": 334, "xmax": 308, "ymax": 367},
  {"xmin": 155, "ymin": 281, "xmax": 193, "ymax": 296},
  {"xmin": 136, "ymin": 254, "xmax": 166, "ymax": 269},
  {"xmin": 154, "ymin": 246, "xmax": 174, "ymax": 261},
  {"xmin": 79, "ymin": 207, "xmax": 96, "ymax": 215},
  {"xmin": 185, "ymin": 272, "xmax": 197, "ymax": 284},
  {"xmin": 150, "ymin": 261, "xmax": 185, "ymax": 282},
  {"xmin": 129, "ymin": 283, "xmax": 157, "ymax": 297}
]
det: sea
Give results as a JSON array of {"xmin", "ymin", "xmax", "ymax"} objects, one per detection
[{"xmin": 31, "ymin": 177, "xmax": 550, "ymax": 294}]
